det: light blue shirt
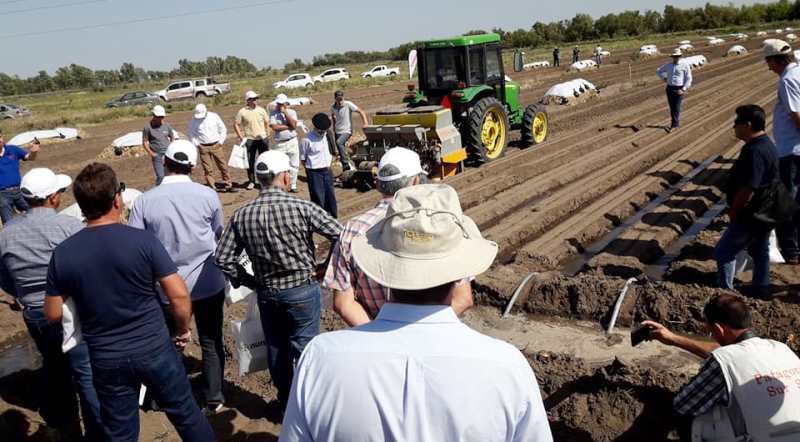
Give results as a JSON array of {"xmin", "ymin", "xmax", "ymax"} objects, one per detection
[
  {"xmin": 128, "ymin": 175, "xmax": 224, "ymax": 295},
  {"xmin": 280, "ymin": 303, "xmax": 553, "ymax": 442},
  {"xmin": 774, "ymin": 63, "xmax": 800, "ymax": 158},
  {"xmin": 656, "ymin": 62, "xmax": 693, "ymax": 90}
]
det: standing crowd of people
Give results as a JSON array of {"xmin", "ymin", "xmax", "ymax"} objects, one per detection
[{"xmin": 0, "ymin": 40, "xmax": 799, "ymax": 442}]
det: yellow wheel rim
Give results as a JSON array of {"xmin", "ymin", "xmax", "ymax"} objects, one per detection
[
  {"xmin": 533, "ymin": 112, "xmax": 548, "ymax": 144},
  {"xmin": 481, "ymin": 108, "xmax": 506, "ymax": 160}
]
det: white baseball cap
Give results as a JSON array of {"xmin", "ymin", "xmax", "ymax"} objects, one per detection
[
  {"xmin": 165, "ymin": 139, "xmax": 198, "ymax": 167},
  {"xmin": 377, "ymin": 147, "xmax": 424, "ymax": 182},
  {"xmin": 671, "ymin": 48, "xmax": 683, "ymax": 57},
  {"xmin": 21, "ymin": 168, "xmax": 72, "ymax": 199},
  {"xmin": 275, "ymin": 93, "xmax": 291, "ymax": 105},
  {"xmin": 193, "ymin": 103, "xmax": 207, "ymax": 119},
  {"xmin": 764, "ymin": 39, "xmax": 792, "ymax": 57},
  {"xmin": 255, "ymin": 150, "xmax": 297, "ymax": 175},
  {"xmin": 245, "ymin": 90, "xmax": 259, "ymax": 100},
  {"xmin": 152, "ymin": 105, "xmax": 166, "ymax": 117}
]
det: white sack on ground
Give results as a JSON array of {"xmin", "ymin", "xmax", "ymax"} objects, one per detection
[
  {"xmin": 524, "ymin": 61, "xmax": 550, "ymax": 70},
  {"xmin": 570, "ymin": 60, "xmax": 597, "ymax": 71},
  {"xmin": 60, "ymin": 188, "xmax": 142, "ymax": 221},
  {"xmin": 786, "ymin": 34, "xmax": 798, "ymax": 41},
  {"xmin": 269, "ymin": 96, "xmax": 313, "ymax": 107},
  {"xmin": 679, "ymin": 40, "xmax": 692, "ymax": 45},
  {"xmin": 679, "ymin": 44, "xmax": 695, "ymax": 52},
  {"xmin": 225, "ymin": 254, "xmax": 256, "ymax": 304},
  {"xmin": 708, "ymin": 38, "xmax": 725, "ymax": 46},
  {"xmin": 232, "ymin": 296, "xmax": 268, "ymax": 376},
  {"xmin": 9, "ymin": 127, "xmax": 79, "ymax": 145},
  {"xmin": 679, "ymin": 55, "xmax": 708, "ymax": 69},
  {"xmin": 112, "ymin": 130, "xmax": 180, "ymax": 148},
  {"xmin": 727, "ymin": 45, "xmax": 747, "ymax": 56},
  {"xmin": 639, "ymin": 44, "xmax": 659, "ymax": 56},
  {"xmin": 544, "ymin": 79, "xmax": 597, "ymax": 99},
  {"xmin": 757, "ymin": 31, "xmax": 767, "ymax": 36}
]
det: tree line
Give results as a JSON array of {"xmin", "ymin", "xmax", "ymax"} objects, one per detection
[
  {"xmin": 0, "ymin": 56, "xmax": 261, "ymax": 97},
  {"xmin": 3, "ymin": 1, "xmax": 800, "ymax": 97}
]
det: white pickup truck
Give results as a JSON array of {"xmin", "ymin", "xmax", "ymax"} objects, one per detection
[
  {"xmin": 361, "ymin": 65, "xmax": 400, "ymax": 79},
  {"xmin": 155, "ymin": 78, "xmax": 231, "ymax": 102}
]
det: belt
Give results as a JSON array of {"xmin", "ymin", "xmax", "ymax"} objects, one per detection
[
  {"xmin": 274, "ymin": 137, "xmax": 296, "ymax": 144},
  {"xmin": 306, "ymin": 166, "xmax": 330, "ymax": 172},
  {"xmin": 200, "ymin": 141, "xmax": 220, "ymax": 147},
  {"xmin": 17, "ymin": 283, "xmax": 47, "ymax": 296}
]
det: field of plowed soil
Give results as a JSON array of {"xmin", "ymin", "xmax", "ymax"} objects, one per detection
[{"xmin": 2, "ymin": 35, "xmax": 800, "ymax": 442}]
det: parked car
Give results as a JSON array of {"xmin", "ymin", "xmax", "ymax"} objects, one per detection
[
  {"xmin": 361, "ymin": 65, "xmax": 400, "ymax": 79},
  {"xmin": 273, "ymin": 73, "xmax": 314, "ymax": 89},
  {"xmin": 105, "ymin": 91, "xmax": 160, "ymax": 108},
  {"xmin": 313, "ymin": 68, "xmax": 350, "ymax": 84},
  {"xmin": 0, "ymin": 103, "xmax": 32, "ymax": 119},
  {"xmin": 154, "ymin": 78, "xmax": 231, "ymax": 102}
]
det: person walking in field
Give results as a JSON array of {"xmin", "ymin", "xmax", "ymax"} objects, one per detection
[
  {"xmin": 128, "ymin": 140, "xmax": 228, "ymax": 415},
  {"xmin": 330, "ymin": 90, "xmax": 369, "ymax": 170},
  {"xmin": 572, "ymin": 45, "xmax": 580, "ymax": 63},
  {"xmin": 764, "ymin": 39, "xmax": 800, "ymax": 264},
  {"xmin": 142, "ymin": 105, "xmax": 175, "ymax": 186},
  {"xmin": 299, "ymin": 113, "xmax": 338, "ymax": 218},
  {"xmin": 553, "ymin": 47, "xmax": 560, "ymax": 67},
  {"xmin": 234, "ymin": 91, "xmax": 270, "ymax": 190},
  {"xmin": 594, "ymin": 45, "xmax": 603, "ymax": 66},
  {"xmin": 188, "ymin": 104, "xmax": 236, "ymax": 193},
  {"xmin": 0, "ymin": 131, "xmax": 40, "ymax": 224},
  {"xmin": 269, "ymin": 94, "xmax": 301, "ymax": 193},
  {"xmin": 656, "ymin": 48, "xmax": 692, "ymax": 132}
]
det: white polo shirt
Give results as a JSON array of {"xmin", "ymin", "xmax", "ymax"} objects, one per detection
[
  {"xmin": 280, "ymin": 303, "xmax": 553, "ymax": 442},
  {"xmin": 298, "ymin": 131, "xmax": 332, "ymax": 169}
]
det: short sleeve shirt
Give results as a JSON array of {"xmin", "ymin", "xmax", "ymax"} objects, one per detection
[
  {"xmin": 299, "ymin": 131, "xmax": 333, "ymax": 169},
  {"xmin": 46, "ymin": 224, "xmax": 178, "ymax": 359},
  {"xmin": 774, "ymin": 63, "xmax": 800, "ymax": 157},
  {"xmin": 331, "ymin": 100, "xmax": 359, "ymax": 134},
  {"xmin": 725, "ymin": 134, "xmax": 779, "ymax": 204},
  {"xmin": 270, "ymin": 108, "xmax": 298, "ymax": 142},
  {"xmin": 0, "ymin": 145, "xmax": 28, "ymax": 189},
  {"xmin": 235, "ymin": 106, "xmax": 269, "ymax": 140},
  {"xmin": 143, "ymin": 122, "xmax": 174, "ymax": 154}
]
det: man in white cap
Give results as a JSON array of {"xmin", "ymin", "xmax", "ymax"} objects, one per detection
[
  {"xmin": 188, "ymin": 104, "xmax": 235, "ymax": 193},
  {"xmin": 281, "ymin": 184, "xmax": 553, "ymax": 441},
  {"xmin": 656, "ymin": 48, "xmax": 692, "ymax": 132},
  {"xmin": 234, "ymin": 91, "xmax": 270, "ymax": 190},
  {"xmin": 128, "ymin": 139, "xmax": 227, "ymax": 415},
  {"xmin": 0, "ymin": 168, "xmax": 103, "ymax": 440},
  {"xmin": 215, "ymin": 150, "xmax": 342, "ymax": 410},
  {"xmin": 324, "ymin": 147, "xmax": 474, "ymax": 326},
  {"xmin": 142, "ymin": 105, "xmax": 175, "ymax": 186},
  {"xmin": 269, "ymin": 94, "xmax": 300, "ymax": 192},
  {"xmin": 764, "ymin": 39, "xmax": 800, "ymax": 264}
]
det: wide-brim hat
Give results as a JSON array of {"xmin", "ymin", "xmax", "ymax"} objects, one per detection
[{"xmin": 351, "ymin": 184, "xmax": 498, "ymax": 290}]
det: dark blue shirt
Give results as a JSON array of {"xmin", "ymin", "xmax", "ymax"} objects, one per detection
[
  {"xmin": 0, "ymin": 145, "xmax": 28, "ymax": 189},
  {"xmin": 46, "ymin": 224, "xmax": 178, "ymax": 359},
  {"xmin": 726, "ymin": 134, "xmax": 779, "ymax": 205}
]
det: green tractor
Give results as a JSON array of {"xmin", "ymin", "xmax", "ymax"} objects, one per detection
[{"xmin": 343, "ymin": 33, "xmax": 549, "ymax": 188}]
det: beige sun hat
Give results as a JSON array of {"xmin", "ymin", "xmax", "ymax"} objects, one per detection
[
  {"xmin": 763, "ymin": 39, "xmax": 792, "ymax": 57},
  {"xmin": 351, "ymin": 184, "xmax": 498, "ymax": 290}
]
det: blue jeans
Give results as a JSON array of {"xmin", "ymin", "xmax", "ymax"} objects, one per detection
[
  {"xmin": 306, "ymin": 168, "xmax": 338, "ymax": 218},
  {"xmin": 334, "ymin": 132, "xmax": 351, "ymax": 167},
  {"xmin": 775, "ymin": 155, "xmax": 800, "ymax": 259},
  {"xmin": 90, "ymin": 340, "xmax": 216, "ymax": 442},
  {"xmin": 0, "ymin": 187, "xmax": 29, "ymax": 223},
  {"xmin": 23, "ymin": 306, "xmax": 103, "ymax": 440},
  {"xmin": 152, "ymin": 153, "xmax": 165, "ymax": 186},
  {"xmin": 256, "ymin": 281, "xmax": 321, "ymax": 409},
  {"xmin": 666, "ymin": 86, "xmax": 684, "ymax": 128},
  {"xmin": 715, "ymin": 220, "xmax": 771, "ymax": 294}
]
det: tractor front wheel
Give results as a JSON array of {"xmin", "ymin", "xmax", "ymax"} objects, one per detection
[
  {"xmin": 465, "ymin": 97, "xmax": 509, "ymax": 163},
  {"xmin": 520, "ymin": 104, "xmax": 549, "ymax": 147}
]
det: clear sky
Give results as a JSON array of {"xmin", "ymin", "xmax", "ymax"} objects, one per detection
[{"xmin": 3, "ymin": 0, "xmax": 758, "ymax": 77}]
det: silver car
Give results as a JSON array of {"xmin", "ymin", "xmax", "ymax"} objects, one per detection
[
  {"xmin": 105, "ymin": 91, "xmax": 161, "ymax": 108},
  {"xmin": 0, "ymin": 103, "xmax": 32, "ymax": 119}
]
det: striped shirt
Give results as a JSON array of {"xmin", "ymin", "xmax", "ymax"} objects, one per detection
[
  {"xmin": 324, "ymin": 199, "xmax": 391, "ymax": 318},
  {"xmin": 0, "ymin": 207, "xmax": 84, "ymax": 308},
  {"xmin": 215, "ymin": 187, "xmax": 342, "ymax": 290},
  {"xmin": 673, "ymin": 355, "xmax": 729, "ymax": 417}
]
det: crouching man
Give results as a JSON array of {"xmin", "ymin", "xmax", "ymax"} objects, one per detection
[{"xmin": 643, "ymin": 294, "xmax": 800, "ymax": 441}]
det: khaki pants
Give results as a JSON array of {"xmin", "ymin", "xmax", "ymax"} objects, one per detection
[
  {"xmin": 199, "ymin": 144, "xmax": 231, "ymax": 188},
  {"xmin": 272, "ymin": 138, "xmax": 300, "ymax": 189}
]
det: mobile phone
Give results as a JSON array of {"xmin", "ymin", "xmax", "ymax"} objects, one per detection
[{"xmin": 631, "ymin": 324, "xmax": 651, "ymax": 347}]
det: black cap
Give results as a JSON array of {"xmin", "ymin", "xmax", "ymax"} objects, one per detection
[
  {"xmin": 312, "ymin": 113, "xmax": 331, "ymax": 131},
  {"xmin": 334, "ymin": 90, "xmax": 344, "ymax": 98}
]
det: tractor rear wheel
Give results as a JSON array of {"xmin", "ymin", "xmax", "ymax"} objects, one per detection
[
  {"xmin": 520, "ymin": 104, "xmax": 549, "ymax": 147},
  {"xmin": 465, "ymin": 97, "xmax": 509, "ymax": 163}
]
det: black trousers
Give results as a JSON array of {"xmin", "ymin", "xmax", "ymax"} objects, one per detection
[
  {"xmin": 246, "ymin": 139, "xmax": 269, "ymax": 184},
  {"xmin": 666, "ymin": 85, "xmax": 684, "ymax": 128},
  {"xmin": 193, "ymin": 292, "xmax": 226, "ymax": 407},
  {"xmin": 306, "ymin": 167, "xmax": 338, "ymax": 218},
  {"xmin": 776, "ymin": 154, "xmax": 800, "ymax": 259}
]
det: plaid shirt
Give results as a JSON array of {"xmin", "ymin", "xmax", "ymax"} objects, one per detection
[
  {"xmin": 215, "ymin": 187, "xmax": 342, "ymax": 290},
  {"xmin": 673, "ymin": 356, "xmax": 729, "ymax": 417},
  {"xmin": 323, "ymin": 198, "xmax": 391, "ymax": 318}
]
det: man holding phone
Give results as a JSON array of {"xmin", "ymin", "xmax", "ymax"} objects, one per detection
[{"xmin": 269, "ymin": 94, "xmax": 300, "ymax": 193}]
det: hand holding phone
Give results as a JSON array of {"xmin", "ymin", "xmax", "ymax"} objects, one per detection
[{"xmin": 631, "ymin": 324, "xmax": 652, "ymax": 347}]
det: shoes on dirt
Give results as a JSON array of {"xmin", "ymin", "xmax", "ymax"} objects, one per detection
[
  {"xmin": 289, "ymin": 188, "xmax": 299, "ymax": 193},
  {"xmin": 203, "ymin": 403, "xmax": 224, "ymax": 416},
  {"xmin": 738, "ymin": 285, "xmax": 772, "ymax": 301},
  {"xmin": 245, "ymin": 182, "xmax": 255, "ymax": 190}
]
